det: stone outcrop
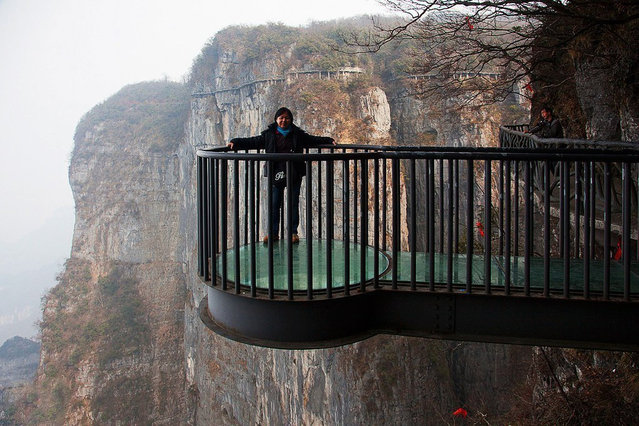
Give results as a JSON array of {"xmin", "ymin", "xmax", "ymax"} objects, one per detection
[{"xmin": 0, "ymin": 337, "xmax": 39, "ymax": 388}]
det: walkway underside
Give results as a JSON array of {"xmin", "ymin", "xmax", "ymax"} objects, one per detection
[{"xmin": 200, "ymin": 287, "xmax": 639, "ymax": 351}]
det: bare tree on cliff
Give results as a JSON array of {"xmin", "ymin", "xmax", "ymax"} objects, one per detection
[{"xmin": 347, "ymin": 0, "xmax": 639, "ymax": 138}]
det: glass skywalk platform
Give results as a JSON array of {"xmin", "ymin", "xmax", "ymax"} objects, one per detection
[{"xmin": 197, "ymin": 143, "xmax": 639, "ymax": 349}]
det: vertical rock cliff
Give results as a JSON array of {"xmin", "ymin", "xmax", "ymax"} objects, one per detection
[{"xmin": 20, "ymin": 81, "xmax": 191, "ymax": 424}]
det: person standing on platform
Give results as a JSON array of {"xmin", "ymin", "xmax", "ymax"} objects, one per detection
[
  {"xmin": 528, "ymin": 105, "xmax": 564, "ymax": 138},
  {"xmin": 227, "ymin": 107, "xmax": 335, "ymax": 244}
]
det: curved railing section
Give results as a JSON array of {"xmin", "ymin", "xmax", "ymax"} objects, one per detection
[
  {"xmin": 500, "ymin": 125, "xmax": 639, "ymax": 149},
  {"xmin": 196, "ymin": 143, "xmax": 639, "ymax": 349}
]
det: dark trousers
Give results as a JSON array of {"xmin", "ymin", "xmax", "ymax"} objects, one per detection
[{"xmin": 270, "ymin": 179, "xmax": 302, "ymax": 238}]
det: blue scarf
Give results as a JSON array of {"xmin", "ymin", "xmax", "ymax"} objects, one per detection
[{"xmin": 277, "ymin": 126, "xmax": 291, "ymax": 137}]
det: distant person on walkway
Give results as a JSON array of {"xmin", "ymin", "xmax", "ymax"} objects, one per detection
[
  {"xmin": 528, "ymin": 105, "xmax": 564, "ymax": 138},
  {"xmin": 227, "ymin": 107, "xmax": 335, "ymax": 244}
]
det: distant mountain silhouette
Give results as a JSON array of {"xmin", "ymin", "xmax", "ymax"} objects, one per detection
[{"xmin": 0, "ymin": 205, "xmax": 74, "ymax": 342}]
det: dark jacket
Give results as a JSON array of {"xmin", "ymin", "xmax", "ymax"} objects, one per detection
[
  {"xmin": 530, "ymin": 118, "xmax": 564, "ymax": 138},
  {"xmin": 230, "ymin": 123, "xmax": 333, "ymax": 178}
]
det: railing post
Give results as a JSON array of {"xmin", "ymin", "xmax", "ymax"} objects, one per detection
[
  {"xmin": 559, "ymin": 161, "xmax": 565, "ymax": 258},
  {"xmin": 604, "ymin": 162, "xmax": 611, "ymax": 299},
  {"xmin": 243, "ymin": 155, "xmax": 249, "ymax": 246},
  {"xmin": 212, "ymin": 159, "xmax": 219, "ymax": 286},
  {"xmin": 249, "ymin": 160, "xmax": 256, "ymax": 297},
  {"xmin": 574, "ymin": 162, "xmax": 581, "ymax": 257},
  {"xmin": 637, "ymin": 164, "xmax": 639, "ymax": 263},
  {"xmin": 306, "ymin": 159, "xmax": 313, "ymax": 300},
  {"xmin": 256, "ymin": 159, "xmax": 261, "ymax": 246},
  {"xmin": 220, "ymin": 160, "xmax": 228, "ymax": 291},
  {"xmin": 361, "ymin": 157, "xmax": 368, "ymax": 292},
  {"xmin": 505, "ymin": 160, "xmax": 511, "ymax": 295},
  {"xmin": 410, "ymin": 159, "xmax": 417, "ymax": 290},
  {"xmin": 590, "ymin": 162, "xmax": 596, "ymax": 261},
  {"xmin": 343, "ymin": 156, "xmax": 350, "ymax": 295},
  {"xmin": 317, "ymin": 157, "xmax": 323, "ymax": 239},
  {"xmin": 382, "ymin": 159, "xmax": 388, "ymax": 252},
  {"xmin": 326, "ymin": 160, "xmax": 334, "ymax": 298},
  {"xmin": 267, "ymin": 161, "xmax": 274, "ymax": 299},
  {"xmin": 233, "ymin": 159, "xmax": 241, "ymax": 294},
  {"xmin": 353, "ymin": 150, "xmax": 359, "ymax": 244},
  {"xmin": 514, "ymin": 161, "xmax": 520, "ymax": 257},
  {"xmin": 623, "ymin": 162, "xmax": 631, "ymax": 301},
  {"xmin": 484, "ymin": 160, "xmax": 491, "ymax": 294},
  {"xmin": 583, "ymin": 161, "xmax": 590, "ymax": 299},
  {"xmin": 499, "ymin": 160, "xmax": 504, "ymax": 256},
  {"xmin": 197, "ymin": 156, "xmax": 205, "ymax": 278},
  {"xmin": 466, "ymin": 159, "xmax": 474, "ymax": 292},
  {"xmin": 544, "ymin": 160, "xmax": 550, "ymax": 297},
  {"xmin": 454, "ymin": 159, "xmax": 460, "ymax": 254},
  {"xmin": 374, "ymin": 157, "xmax": 380, "ymax": 289},
  {"xmin": 392, "ymin": 158, "xmax": 400, "ymax": 290},
  {"xmin": 429, "ymin": 159, "xmax": 435, "ymax": 291},
  {"xmin": 447, "ymin": 159, "xmax": 454, "ymax": 292},
  {"xmin": 439, "ymin": 160, "xmax": 445, "ymax": 253},
  {"xmin": 524, "ymin": 161, "xmax": 531, "ymax": 296},
  {"xmin": 286, "ymin": 160, "xmax": 294, "ymax": 300},
  {"xmin": 562, "ymin": 159, "xmax": 570, "ymax": 298}
]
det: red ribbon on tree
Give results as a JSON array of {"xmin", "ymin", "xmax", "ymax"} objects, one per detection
[
  {"xmin": 476, "ymin": 221, "xmax": 485, "ymax": 237},
  {"xmin": 613, "ymin": 236, "xmax": 622, "ymax": 261},
  {"xmin": 453, "ymin": 407, "xmax": 468, "ymax": 417},
  {"xmin": 465, "ymin": 16, "xmax": 474, "ymax": 30}
]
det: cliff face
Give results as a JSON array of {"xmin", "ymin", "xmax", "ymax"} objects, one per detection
[{"xmin": 20, "ymin": 82, "xmax": 191, "ymax": 424}]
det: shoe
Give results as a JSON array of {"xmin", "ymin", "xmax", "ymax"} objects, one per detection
[{"xmin": 292, "ymin": 234, "xmax": 299, "ymax": 244}]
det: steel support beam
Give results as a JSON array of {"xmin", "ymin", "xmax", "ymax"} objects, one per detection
[{"xmin": 200, "ymin": 286, "xmax": 639, "ymax": 351}]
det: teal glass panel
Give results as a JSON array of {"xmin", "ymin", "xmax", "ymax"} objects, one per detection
[{"xmin": 217, "ymin": 239, "xmax": 390, "ymax": 291}]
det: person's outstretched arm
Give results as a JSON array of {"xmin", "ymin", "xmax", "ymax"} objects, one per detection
[{"xmin": 227, "ymin": 134, "xmax": 266, "ymax": 150}]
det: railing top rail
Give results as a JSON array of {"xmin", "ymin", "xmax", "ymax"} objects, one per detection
[
  {"xmin": 500, "ymin": 125, "xmax": 639, "ymax": 149},
  {"xmin": 197, "ymin": 143, "xmax": 639, "ymax": 162}
]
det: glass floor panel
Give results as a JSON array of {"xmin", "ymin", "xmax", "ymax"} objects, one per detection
[
  {"xmin": 390, "ymin": 252, "xmax": 639, "ymax": 293},
  {"xmin": 216, "ymin": 239, "xmax": 389, "ymax": 291},
  {"xmin": 216, "ymin": 239, "xmax": 639, "ymax": 294}
]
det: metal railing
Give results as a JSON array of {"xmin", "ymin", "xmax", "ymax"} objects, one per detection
[
  {"xmin": 197, "ymin": 144, "xmax": 639, "ymax": 303},
  {"xmin": 500, "ymin": 125, "xmax": 639, "ymax": 149}
]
